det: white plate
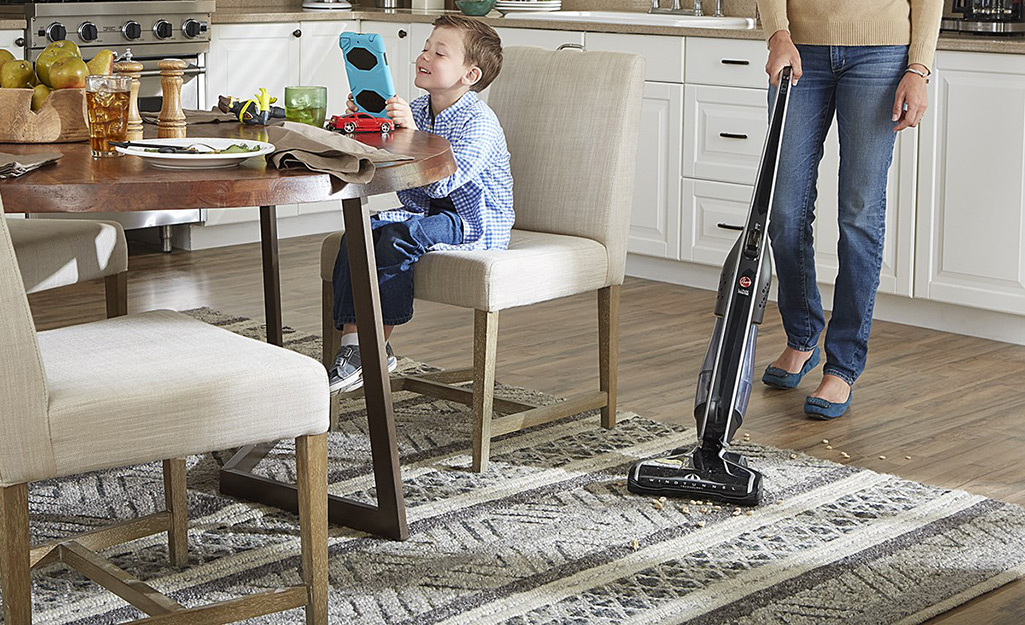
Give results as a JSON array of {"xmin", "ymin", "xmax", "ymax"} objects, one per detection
[
  {"xmin": 114, "ymin": 138, "xmax": 276, "ymax": 170},
  {"xmin": 497, "ymin": 5, "xmax": 561, "ymax": 13}
]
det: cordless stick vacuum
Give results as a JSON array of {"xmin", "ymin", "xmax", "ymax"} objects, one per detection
[{"xmin": 627, "ymin": 66, "xmax": 793, "ymax": 506}]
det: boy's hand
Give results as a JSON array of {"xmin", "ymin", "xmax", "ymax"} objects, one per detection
[
  {"xmin": 345, "ymin": 93, "xmax": 357, "ymax": 115},
  {"xmin": 386, "ymin": 96, "xmax": 417, "ymax": 130}
]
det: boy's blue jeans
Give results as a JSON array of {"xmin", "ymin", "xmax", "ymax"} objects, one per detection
[
  {"xmin": 332, "ymin": 205, "xmax": 463, "ymax": 328},
  {"xmin": 767, "ymin": 44, "xmax": 907, "ymax": 386}
]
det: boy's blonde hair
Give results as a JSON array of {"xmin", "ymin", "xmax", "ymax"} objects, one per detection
[{"xmin": 432, "ymin": 15, "xmax": 503, "ymax": 92}]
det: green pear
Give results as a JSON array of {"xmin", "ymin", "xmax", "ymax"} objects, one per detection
[
  {"xmin": 86, "ymin": 49, "xmax": 116, "ymax": 76},
  {"xmin": 0, "ymin": 60, "xmax": 37, "ymax": 89},
  {"xmin": 31, "ymin": 84, "xmax": 51, "ymax": 111},
  {"xmin": 0, "ymin": 49, "xmax": 15, "ymax": 71}
]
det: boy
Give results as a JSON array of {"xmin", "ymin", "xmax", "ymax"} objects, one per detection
[{"xmin": 329, "ymin": 15, "xmax": 513, "ymax": 392}]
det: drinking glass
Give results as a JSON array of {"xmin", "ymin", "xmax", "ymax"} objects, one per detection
[
  {"xmin": 284, "ymin": 85, "xmax": 328, "ymax": 127},
  {"xmin": 85, "ymin": 74, "xmax": 131, "ymax": 158}
]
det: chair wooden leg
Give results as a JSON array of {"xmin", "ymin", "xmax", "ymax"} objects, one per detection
[
  {"xmin": 105, "ymin": 271, "xmax": 128, "ymax": 318},
  {"xmin": 599, "ymin": 285, "xmax": 620, "ymax": 429},
  {"xmin": 472, "ymin": 310, "xmax": 499, "ymax": 473},
  {"xmin": 322, "ymin": 280, "xmax": 343, "ymax": 369},
  {"xmin": 296, "ymin": 433, "xmax": 328, "ymax": 625},
  {"xmin": 162, "ymin": 459, "xmax": 188, "ymax": 567},
  {"xmin": 0, "ymin": 484, "xmax": 31, "ymax": 625}
]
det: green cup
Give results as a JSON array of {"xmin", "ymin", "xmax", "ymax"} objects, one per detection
[{"xmin": 284, "ymin": 85, "xmax": 328, "ymax": 127}]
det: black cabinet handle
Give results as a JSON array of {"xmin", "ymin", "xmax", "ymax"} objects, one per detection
[
  {"xmin": 719, "ymin": 132, "xmax": 749, "ymax": 140},
  {"xmin": 293, "ymin": 29, "xmax": 302, "ymax": 38},
  {"xmin": 399, "ymin": 29, "xmax": 407, "ymax": 38},
  {"xmin": 721, "ymin": 58, "xmax": 750, "ymax": 66},
  {"xmin": 14, "ymin": 37, "xmax": 25, "ymax": 47}
]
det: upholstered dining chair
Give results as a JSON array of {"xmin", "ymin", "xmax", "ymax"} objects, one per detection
[
  {"xmin": 0, "ymin": 196, "xmax": 330, "ymax": 624},
  {"xmin": 8, "ymin": 216, "xmax": 129, "ymax": 317},
  {"xmin": 319, "ymin": 46, "xmax": 645, "ymax": 472}
]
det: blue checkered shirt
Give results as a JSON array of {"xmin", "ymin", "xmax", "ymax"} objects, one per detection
[{"xmin": 378, "ymin": 91, "xmax": 514, "ymax": 251}]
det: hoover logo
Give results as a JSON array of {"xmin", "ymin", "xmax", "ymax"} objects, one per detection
[{"xmin": 738, "ymin": 276, "xmax": 752, "ymax": 288}]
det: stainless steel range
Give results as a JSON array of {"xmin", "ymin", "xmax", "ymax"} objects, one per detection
[{"xmin": 10, "ymin": 0, "xmax": 215, "ymax": 252}]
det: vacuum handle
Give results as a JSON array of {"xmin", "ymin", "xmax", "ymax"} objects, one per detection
[{"xmin": 750, "ymin": 66, "xmax": 793, "ymax": 214}]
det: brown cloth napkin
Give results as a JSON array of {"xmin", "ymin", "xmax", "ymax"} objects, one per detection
[
  {"xmin": 264, "ymin": 121, "xmax": 412, "ymax": 185},
  {"xmin": 0, "ymin": 151, "xmax": 62, "ymax": 179},
  {"xmin": 141, "ymin": 108, "xmax": 239, "ymax": 125}
]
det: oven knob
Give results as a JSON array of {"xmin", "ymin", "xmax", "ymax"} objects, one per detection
[
  {"xmin": 182, "ymin": 19, "xmax": 206, "ymax": 39},
  {"xmin": 45, "ymin": 22, "xmax": 67, "ymax": 43},
  {"xmin": 153, "ymin": 20, "xmax": 174, "ymax": 39},
  {"xmin": 78, "ymin": 22, "xmax": 98, "ymax": 43},
  {"xmin": 122, "ymin": 21, "xmax": 142, "ymax": 40}
]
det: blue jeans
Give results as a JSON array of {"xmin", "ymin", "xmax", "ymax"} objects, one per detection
[
  {"xmin": 768, "ymin": 44, "xmax": 907, "ymax": 386},
  {"xmin": 332, "ymin": 205, "xmax": 463, "ymax": 328}
]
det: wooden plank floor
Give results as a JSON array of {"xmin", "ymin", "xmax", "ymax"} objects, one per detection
[{"xmin": 27, "ymin": 233, "xmax": 1025, "ymax": 624}]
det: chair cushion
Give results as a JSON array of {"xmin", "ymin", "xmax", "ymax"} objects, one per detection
[
  {"xmin": 36, "ymin": 310, "xmax": 329, "ymax": 480},
  {"xmin": 8, "ymin": 218, "xmax": 128, "ymax": 294},
  {"xmin": 321, "ymin": 229, "xmax": 610, "ymax": 312}
]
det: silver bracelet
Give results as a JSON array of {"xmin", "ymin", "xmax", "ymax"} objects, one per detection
[{"xmin": 905, "ymin": 67, "xmax": 930, "ymax": 83}]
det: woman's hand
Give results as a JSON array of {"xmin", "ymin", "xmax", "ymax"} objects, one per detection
[
  {"xmin": 385, "ymin": 96, "xmax": 417, "ymax": 130},
  {"xmin": 892, "ymin": 64, "xmax": 929, "ymax": 132},
  {"xmin": 765, "ymin": 30, "xmax": 802, "ymax": 86}
]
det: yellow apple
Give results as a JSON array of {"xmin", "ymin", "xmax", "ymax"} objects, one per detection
[
  {"xmin": 49, "ymin": 56, "xmax": 88, "ymax": 90},
  {"xmin": 0, "ymin": 60, "xmax": 37, "ymax": 89},
  {"xmin": 31, "ymin": 84, "xmax": 52, "ymax": 111}
]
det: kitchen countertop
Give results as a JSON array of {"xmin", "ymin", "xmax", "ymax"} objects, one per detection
[{"xmin": 4, "ymin": 7, "xmax": 1025, "ymax": 55}]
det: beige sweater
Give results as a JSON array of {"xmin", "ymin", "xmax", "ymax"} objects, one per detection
[{"xmin": 756, "ymin": 0, "xmax": 944, "ymax": 71}]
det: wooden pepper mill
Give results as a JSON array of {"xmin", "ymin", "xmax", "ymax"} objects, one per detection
[
  {"xmin": 157, "ymin": 58, "xmax": 188, "ymax": 139},
  {"xmin": 113, "ymin": 50, "xmax": 144, "ymax": 141}
]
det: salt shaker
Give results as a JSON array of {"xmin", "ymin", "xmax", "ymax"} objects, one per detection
[
  {"xmin": 157, "ymin": 58, "xmax": 187, "ymax": 139},
  {"xmin": 113, "ymin": 49, "xmax": 144, "ymax": 141}
]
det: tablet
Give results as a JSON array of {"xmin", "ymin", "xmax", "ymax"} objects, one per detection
[{"xmin": 339, "ymin": 32, "xmax": 396, "ymax": 118}]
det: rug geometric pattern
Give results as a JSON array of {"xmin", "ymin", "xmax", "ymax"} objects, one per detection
[{"xmin": 19, "ymin": 308, "xmax": 1025, "ymax": 624}]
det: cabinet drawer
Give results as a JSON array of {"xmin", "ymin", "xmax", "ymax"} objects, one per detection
[
  {"xmin": 685, "ymin": 37, "xmax": 767, "ymax": 89},
  {"xmin": 683, "ymin": 84, "xmax": 768, "ymax": 184},
  {"xmin": 493, "ymin": 27, "xmax": 584, "ymax": 50},
  {"xmin": 585, "ymin": 32, "xmax": 683, "ymax": 83},
  {"xmin": 682, "ymin": 178, "xmax": 753, "ymax": 266}
]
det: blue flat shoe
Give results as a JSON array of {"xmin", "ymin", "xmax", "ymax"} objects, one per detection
[
  {"xmin": 804, "ymin": 389, "xmax": 853, "ymax": 420},
  {"xmin": 761, "ymin": 346, "xmax": 820, "ymax": 389}
]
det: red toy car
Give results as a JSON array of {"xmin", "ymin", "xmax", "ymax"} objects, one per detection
[{"xmin": 327, "ymin": 113, "xmax": 393, "ymax": 134}]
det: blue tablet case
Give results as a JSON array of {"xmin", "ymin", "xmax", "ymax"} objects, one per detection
[{"xmin": 339, "ymin": 32, "xmax": 396, "ymax": 118}]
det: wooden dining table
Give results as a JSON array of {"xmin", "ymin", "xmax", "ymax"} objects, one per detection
[{"xmin": 0, "ymin": 123, "xmax": 457, "ymax": 541}]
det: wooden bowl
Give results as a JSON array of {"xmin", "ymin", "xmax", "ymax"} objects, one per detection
[{"xmin": 0, "ymin": 88, "xmax": 90, "ymax": 144}]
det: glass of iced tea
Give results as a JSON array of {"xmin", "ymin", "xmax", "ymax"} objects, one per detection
[
  {"xmin": 284, "ymin": 85, "xmax": 328, "ymax": 127},
  {"xmin": 85, "ymin": 74, "xmax": 131, "ymax": 158}
]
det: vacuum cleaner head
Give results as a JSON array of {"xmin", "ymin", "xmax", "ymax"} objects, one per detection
[{"xmin": 627, "ymin": 445, "xmax": 763, "ymax": 506}]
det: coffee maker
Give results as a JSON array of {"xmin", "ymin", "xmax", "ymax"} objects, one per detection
[{"xmin": 942, "ymin": 0, "xmax": 1025, "ymax": 34}]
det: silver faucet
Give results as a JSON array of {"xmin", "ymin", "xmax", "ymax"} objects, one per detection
[{"xmin": 650, "ymin": 0, "xmax": 724, "ymax": 16}]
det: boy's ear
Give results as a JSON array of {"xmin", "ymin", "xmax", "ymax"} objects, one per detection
[{"xmin": 464, "ymin": 66, "xmax": 482, "ymax": 87}]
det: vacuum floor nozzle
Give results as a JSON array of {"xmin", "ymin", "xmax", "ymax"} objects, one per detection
[{"xmin": 627, "ymin": 446, "xmax": 763, "ymax": 506}]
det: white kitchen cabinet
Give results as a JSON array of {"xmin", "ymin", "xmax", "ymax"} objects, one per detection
[
  {"xmin": 493, "ymin": 27, "xmax": 583, "ymax": 50},
  {"xmin": 360, "ymin": 21, "xmax": 412, "ymax": 101},
  {"xmin": 683, "ymin": 83, "xmax": 768, "ymax": 185},
  {"xmin": 916, "ymin": 50, "xmax": 1025, "ymax": 314},
  {"xmin": 1, "ymin": 30, "xmax": 21, "ymax": 57},
  {"xmin": 584, "ymin": 32, "xmax": 684, "ymax": 83},
  {"xmin": 684, "ymin": 37, "xmax": 767, "ymax": 89},
  {"xmin": 299, "ymin": 20, "xmax": 355, "ymax": 115},
  {"xmin": 812, "ymin": 121, "xmax": 916, "ymax": 296},
  {"xmin": 298, "ymin": 20, "xmax": 356, "ymax": 217},
  {"xmin": 682, "ymin": 177, "xmax": 753, "ymax": 265},
  {"xmin": 205, "ymin": 23, "xmax": 301, "ymax": 227},
  {"xmin": 628, "ymin": 82, "xmax": 684, "ymax": 259}
]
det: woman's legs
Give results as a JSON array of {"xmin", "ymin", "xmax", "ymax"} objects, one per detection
[
  {"xmin": 818, "ymin": 45, "xmax": 906, "ymax": 398},
  {"xmin": 767, "ymin": 45, "xmax": 836, "ymax": 373}
]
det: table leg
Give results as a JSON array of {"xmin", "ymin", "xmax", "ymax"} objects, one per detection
[
  {"xmin": 219, "ymin": 197, "xmax": 408, "ymax": 541},
  {"xmin": 259, "ymin": 205, "xmax": 283, "ymax": 347}
]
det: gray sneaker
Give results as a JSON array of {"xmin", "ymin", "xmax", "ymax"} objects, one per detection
[{"xmin": 328, "ymin": 342, "xmax": 398, "ymax": 393}]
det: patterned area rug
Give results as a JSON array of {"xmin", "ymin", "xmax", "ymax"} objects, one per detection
[{"xmin": 24, "ymin": 308, "xmax": 1025, "ymax": 624}]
